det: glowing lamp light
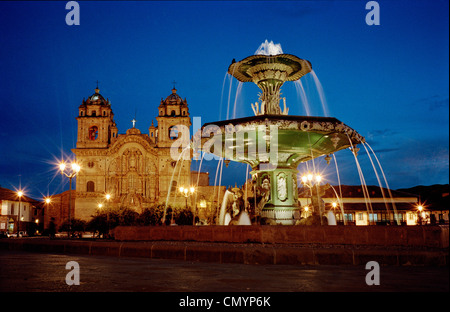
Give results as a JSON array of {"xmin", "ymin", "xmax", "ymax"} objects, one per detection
[
  {"xmin": 17, "ymin": 191, "xmax": 23, "ymax": 197},
  {"xmin": 179, "ymin": 186, "xmax": 195, "ymax": 198},
  {"xmin": 58, "ymin": 159, "xmax": 80, "ymax": 238},
  {"xmin": 301, "ymin": 173, "xmax": 323, "ymax": 185},
  {"xmin": 105, "ymin": 193, "xmax": 111, "ymax": 200},
  {"xmin": 304, "ymin": 206, "xmax": 309, "ymax": 212},
  {"xmin": 45, "ymin": 198, "xmax": 51, "ymax": 204},
  {"xmin": 332, "ymin": 202, "xmax": 337, "ymax": 208},
  {"xmin": 71, "ymin": 162, "xmax": 81, "ymax": 173}
]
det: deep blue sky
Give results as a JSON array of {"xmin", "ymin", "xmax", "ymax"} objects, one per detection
[{"xmin": 0, "ymin": 0, "xmax": 448, "ymax": 200}]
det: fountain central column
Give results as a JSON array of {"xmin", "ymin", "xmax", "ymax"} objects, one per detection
[{"xmin": 251, "ymin": 165, "xmax": 299, "ymax": 225}]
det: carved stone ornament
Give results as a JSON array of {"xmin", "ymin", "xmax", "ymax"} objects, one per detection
[{"xmin": 277, "ymin": 172, "xmax": 288, "ymax": 202}]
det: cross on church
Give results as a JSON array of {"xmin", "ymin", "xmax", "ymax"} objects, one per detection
[
  {"xmin": 172, "ymin": 80, "xmax": 177, "ymax": 89},
  {"xmin": 131, "ymin": 118, "xmax": 136, "ymax": 128}
]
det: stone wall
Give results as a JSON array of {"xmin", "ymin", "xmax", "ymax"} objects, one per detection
[{"xmin": 114, "ymin": 225, "xmax": 449, "ymax": 249}]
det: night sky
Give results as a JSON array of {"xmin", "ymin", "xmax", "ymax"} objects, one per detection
[{"xmin": 0, "ymin": 1, "xmax": 448, "ymax": 200}]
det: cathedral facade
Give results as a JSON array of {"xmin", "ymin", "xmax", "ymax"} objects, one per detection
[{"xmin": 73, "ymin": 86, "xmax": 192, "ymax": 220}]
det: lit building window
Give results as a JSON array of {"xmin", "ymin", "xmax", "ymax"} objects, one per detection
[
  {"xmin": 89, "ymin": 126, "xmax": 98, "ymax": 140},
  {"xmin": 169, "ymin": 126, "xmax": 178, "ymax": 140}
]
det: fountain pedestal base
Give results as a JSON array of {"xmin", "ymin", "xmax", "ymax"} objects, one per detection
[{"xmin": 251, "ymin": 166, "xmax": 299, "ymax": 225}]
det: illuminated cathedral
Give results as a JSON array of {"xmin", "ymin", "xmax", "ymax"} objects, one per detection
[{"xmin": 72, "ymin": 85, "xmax": 203, "ymax": 220}]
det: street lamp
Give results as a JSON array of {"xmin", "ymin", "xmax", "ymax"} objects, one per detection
[
  {"xmin": 179, "ymin": 186, "xmax": 195, "ymax": 208},
  {"xmin": 301, "ymin": 173, "xmax": 322, "ymax": 185},
  {"xmin": 16, "ymin": 190, "xmax": 23, "ymax": 236},
  {"xmin": 303, "ymin": 205, "xmax": 309, "ymax": 218},
  {"xmin": 59, "ymin": 160, "xmax": 81, "ymax": 238},
  {"xmin": 417, "ymin": 204, "xmax": 424, "ymax": 225},
  {"xmin": 105, "ymin": 193, "xmax": 112, "ymax": 237},
  {"xmin": 178, "ymin": 186, "xmax": 196, "ymax": 225},
  {"xmin": 300, "ymin": 172, "xmax": 324, "ymax": 224},
  {"xmin": 43, "ymin": 197, "xmax": 51, "ymax": 230}
]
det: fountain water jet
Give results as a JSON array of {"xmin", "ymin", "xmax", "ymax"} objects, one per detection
[
  {"xmin": 332, "ymin": 154, "xmax": 346, "ymax": 225},
  {"xmin": 294, "ymin": 80, "xmax": 311, "ymax": 116},
  {"xmin": 310, "ymin": 70, "xmax": 329, "ymax": 117},
  {"xmin": 364, "ymin": 142, "xmax": 399, "ymax": 224},
  {"xmin": 347, "ymin": 136, "xmax": 374, "ymax": 222},
  {"xmin": 163, "ymin": 146, "xmax": 191, "ymax": 224},
  {"xmin": 219, "ymin": 190, "xmax": 234, "ymax": 225},
  {"xmin": 255, "ymin": 39, "xmax": 283, "ymax": 56},
  {"xmin": 237, "ymin": 211, "xmax": 252, "ymax": 225}
]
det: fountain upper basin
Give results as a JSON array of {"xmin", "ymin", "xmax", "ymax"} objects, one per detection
[{"xmin": 228, "ymin": 54, "xmax": 312, "ymax": 84}]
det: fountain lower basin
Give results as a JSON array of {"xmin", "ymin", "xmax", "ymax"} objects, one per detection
[
  {"xmin": 201, "ymin": 114, "xmax": 364, "ymax": 166},
  {"xmin": 199, "ymin": 114, "xmax": 364, "ymax": 224}
]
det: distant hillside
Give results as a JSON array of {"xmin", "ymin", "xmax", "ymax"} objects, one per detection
[{"xmin": 396, "ymin": 184, "xmax": 449, "ymax": 210}]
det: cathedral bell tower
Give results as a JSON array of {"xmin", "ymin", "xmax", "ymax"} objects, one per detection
[
  {"xmin": 76, "ymin": 86, "xmax": 117, "ymax": 149},
  {"xmin": 155, "ymin": 87, "xmax": 191, "ymax": 147},
  {"xmin": 155, "ymin": 87, "xmax": 192, "ymax": 197}
]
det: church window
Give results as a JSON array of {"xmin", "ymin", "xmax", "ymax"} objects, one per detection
[
  {"xmin": 92, "ymin": 111, "xmax": 96, "ymax": 116},
  {"xmin": 87, "ymin": 181, "xmax": 95, "ymax": 192},
  {"xmin": 103, "ymin": 111, "xmax": 106, "ymax": 116},
  {"xmin": 171, "ymin": 110, "xmax": 176, "ymax": 117},
  {"xmin": 169, "ymin": 126, "xmax": 178, "ymax": 140},
  {"xmin": 89, "ymin": 126, "xmax": 98, "ymax": 140},
  {"xmin": 11, "ymin": 203, "xmax": 14, "ymax": 215},
  {"xmin": 171, "ymin": 181, "xmax": 177, "ymax": 193},
  {"xmin": 128, "ymin": 174, "xmax": 137, "ymax": 190},
  {"xmin": 80, "ymin": 111, "xmax": 84, "ymax": 116}
]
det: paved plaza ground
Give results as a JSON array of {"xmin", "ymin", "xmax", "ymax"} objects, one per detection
[
  {"xmin": 1, "ymin": 248, "xmax": 447, "ymax": 310},
  {"xmin": 1, "ymin": 250, "xmax": 447, "ymax": 292}
]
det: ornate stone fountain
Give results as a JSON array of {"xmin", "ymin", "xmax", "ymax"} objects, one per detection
[{"xmin": 200, "ymin": 50, "xmax": 364, "ymax": 225}]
